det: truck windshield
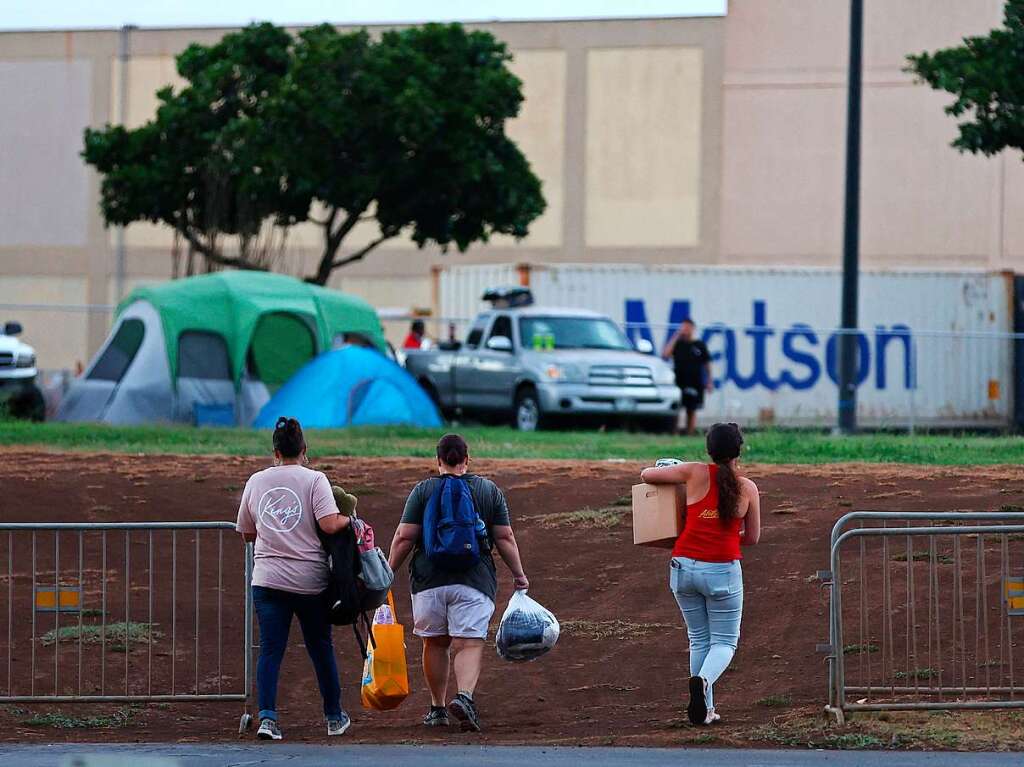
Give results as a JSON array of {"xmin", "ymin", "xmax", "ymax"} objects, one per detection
[{"xmin": 518, "ymin": 317, "xmax": 632, "ymax": 351}]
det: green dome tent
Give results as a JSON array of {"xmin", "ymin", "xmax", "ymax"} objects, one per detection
[{"xmin": 58, "ymin": 271, "xmax": 386, "ymax": 425}]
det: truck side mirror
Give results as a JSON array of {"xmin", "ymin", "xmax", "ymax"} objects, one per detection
[
  {"xmin": 635, "ymin": 338, "xmax": 654, "ymax": 354},
  {"xmin": 486, "ymin": 336, "xmax": 513, "ymax": 353},
  {"xmin": 3, "ymin": 321, "xmax": 22, "ymax": 337}
]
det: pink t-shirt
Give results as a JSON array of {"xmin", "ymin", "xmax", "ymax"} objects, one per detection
[{"xmin": 235, "ymin": 465, "xmax": 339, "ymax": 594}]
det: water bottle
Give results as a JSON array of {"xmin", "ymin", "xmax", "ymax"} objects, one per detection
[{"xmin": 374, "ymin": 604, "xmax": 395, "ymax": 625}]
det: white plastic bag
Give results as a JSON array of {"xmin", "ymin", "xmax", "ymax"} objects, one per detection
[{"xmin": 495, "ymin": 590, "xmax": 559, "ymax": 662}]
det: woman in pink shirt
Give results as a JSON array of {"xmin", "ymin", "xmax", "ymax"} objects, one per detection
[{"xmin": 236, "ymin": 417, "xmax": 351, "ymax": 741}]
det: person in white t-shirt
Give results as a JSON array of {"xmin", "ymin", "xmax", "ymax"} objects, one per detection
[{"xmin": 236, "ymin": 417, "xmax": 351, "ymax": 741}]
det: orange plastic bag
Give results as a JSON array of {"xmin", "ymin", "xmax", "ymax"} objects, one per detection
[{"xmin": 361, "ymin": 591, "xmax": 410, "ymax": 711}]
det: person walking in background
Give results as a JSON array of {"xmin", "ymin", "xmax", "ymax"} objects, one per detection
[
  {"xmin": 403, "ymin": 319, "xmax": 429, "ymax": 350},
  {"xmin": 640, "ymin": 423, "xmax": 761, "ymax": 726},
  {"xmin": 236, "ymin": 417, "xmax": 352, "ymax": 741},
  {"xmin": 387, "ymin": 434, "xmax": 529, "ymax": 732},
  {"xmin": 662, "ymin": 318, "xmax": 713, "ymax": 435}
]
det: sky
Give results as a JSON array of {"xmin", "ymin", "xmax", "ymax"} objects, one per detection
[{"xmin": 1, "ymin": 1, "xmax": 726, "ymax": 31}]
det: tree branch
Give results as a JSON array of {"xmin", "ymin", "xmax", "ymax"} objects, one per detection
[
  {"xmin": 309, "ymin": 205, "xmax": 370, "ymax": 284},
  {"xmin": 176, "ymin": 224, "xmax": 268, "ymax": 271},
  {"xmin": 329, "ymin": 233, "xmax": 392, "ymax": 270}
]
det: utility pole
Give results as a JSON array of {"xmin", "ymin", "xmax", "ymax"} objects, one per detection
[
  {"xmin": 114, "ymin": 24, "xmax": 136, "ymax": 302},
  {"xmin": 838, "ymin": 0, "xmax": 863, "ymax": 434}
]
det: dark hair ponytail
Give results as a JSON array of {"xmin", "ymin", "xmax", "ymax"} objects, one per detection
[
  {"xmin": 706, "ymin": 422, "xmax": 744, "ymax": 524},
  {"xmin": 436, "ymin": 433, "xmax": 469, "ymax": 468},
  {"xmin": 273, "ymin": 416, "xmax": 305, "ymax": 459}
]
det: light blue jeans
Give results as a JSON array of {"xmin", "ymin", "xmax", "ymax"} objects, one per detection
[{"xmin": 670, "ymin": 556, "xmax": 743, "ymax": 711}]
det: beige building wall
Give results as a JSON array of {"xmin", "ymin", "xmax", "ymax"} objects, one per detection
[
  {"xmin": 0, "ymin": 17, "xmax": 725, "ymax": 369},
  {"xmin": 4, "ymin": 4, "xmax": 1023, "ymax": 371},
  {"xmin": 720, "ymin": 0, "xmax": 1020, "ymax": 268}
]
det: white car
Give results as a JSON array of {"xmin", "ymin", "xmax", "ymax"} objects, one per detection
[{"xmin": 0, "ymin": 321, "xmax": 44, "ymax": 419}]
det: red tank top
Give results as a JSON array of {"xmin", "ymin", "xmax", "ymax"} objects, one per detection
[{"xmin": 671, "ymin": 464, "xmax": 743, "ymax": 562}]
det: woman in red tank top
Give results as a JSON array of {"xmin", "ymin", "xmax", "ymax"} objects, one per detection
[{"xmin": 640, "ymin": 423, "xmax": 761, "ymax": 726}]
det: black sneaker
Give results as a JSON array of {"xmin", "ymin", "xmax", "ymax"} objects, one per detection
[
  {"xmin": 257, "ymin": 718, "xmax": 282, "ymax": 741},
  {"xmin": 423, "ymin": 706, "xmax": 450, "ymax": 727},
  {"xmin": 447, "ymin": 693, "xmax": 481, "ymax": 732},
  {"xmin": 687, "ymin": 676, "xmax": 709, "ymax": 726}
]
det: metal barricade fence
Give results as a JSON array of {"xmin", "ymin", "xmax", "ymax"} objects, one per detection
[
  {"xmin": 822, "ymin": 512, "xmax": 1024, "ymax": 723},
  {"xmin": 0, "ymin": 522, "xmax": 255, "ymax": 731}
]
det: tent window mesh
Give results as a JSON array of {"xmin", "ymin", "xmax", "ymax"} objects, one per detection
[
  {"xmin": 178, "ymin": 331, "xmax": 231, "ymax": 380},
  {"xmin": 247, "ymin": 313, "xmax": 316, "ymax": 390},
  {"xmin": 88, "ymin": 319, "xmax": 145, "ymax": 382}
]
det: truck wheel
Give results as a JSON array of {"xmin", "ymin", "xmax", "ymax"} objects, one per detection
[
  {"xmin": 514, "ymin": 389, "xmax": 543, "ymax": 432},
  {"xmin": 7, "ymin": 384, "xmax": 45, "ymax": 421}
]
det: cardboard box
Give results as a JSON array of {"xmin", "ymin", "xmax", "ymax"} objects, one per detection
[{"xmin": 632, "ymin": 483, "xmax": 684, "ymax": 548}]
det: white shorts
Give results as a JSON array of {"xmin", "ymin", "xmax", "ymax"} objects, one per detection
[{"xmin": 412, "ymin": 584, "xmax": 495, "ymax": 640}]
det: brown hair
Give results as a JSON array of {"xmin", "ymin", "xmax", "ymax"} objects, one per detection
[
  {"xmin": 436, "ymin": 433, "xmax": 469, "ymax": 468},
  {"xmin": 706, "ymin": 422, "xmax": 743, "ymax": 524},
  {"xmin": 273, "ymin": 416, "xmax": 305, "ymax": 459}
]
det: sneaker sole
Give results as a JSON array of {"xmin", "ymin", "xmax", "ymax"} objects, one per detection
[
  {"xmin": 687, "ymin": 676, "xmax": 708, "ymax": 726},
  {"xmin": 447, "ymin": 699, "xmax": 481, "ymax": 732},
  {"xmin": 257, "ymin": 730, "xmax": 282, "ymax": 741},
  {"xmin": 423, "ymin": 718, "xmax": 451, "ymax": 727}
]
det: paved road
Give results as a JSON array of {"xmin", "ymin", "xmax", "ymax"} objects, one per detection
[{"xmin": 0, "ymin": 744, "xmax": 1020, "ymax": 767}]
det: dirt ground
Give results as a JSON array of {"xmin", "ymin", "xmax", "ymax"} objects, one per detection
[{"xmin": 0, "ymin": 450, "xmax": 1023, "ymax": 749}]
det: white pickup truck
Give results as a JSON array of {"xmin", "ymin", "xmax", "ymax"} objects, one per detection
[
  {"xmin": 405, "ymin": 290, "xmax": 682, "ymax": 431},
  {"xmin": 0, "ymin": 321, "xmax": 44, "ymax": 420}
]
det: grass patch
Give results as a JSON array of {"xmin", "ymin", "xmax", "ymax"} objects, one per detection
[
  {"xmin": 609, "ymin": 495, "xmax": 633, "ymax": 507},
  {"xmin": 750, "ymin": 710, "xmax": 1022, "ymax": 751},
  {"xmin": 561, "ymin": 619, "xmax": 675, "ymax": 641},
  {"xmin": 895, "ymin": 668, "xmax": 939, "ymax": 681},
  {"xmin": 756, "ymin": 694, "xmax": 792, "ymax": 707},
  {"xmin": 39, "ymin": 621, "xmax": 161, "ymax": 648},
  {"xmin": 891, "ymin": 552, "xmax": 954, "ymax": 564},
  {"xmin": 843, "ymin": 643, "xmax": 879, "ymax": 655},
  {"xmin": 2, "ymin": 422, "xmax": 1024, "ymax": 464},
  {"xmin": 526, "ymin": 507, "xmax": 624, "ymax": 529},
  {"xmin": 22, "ymin": 707, "xmax": 135, "ymax": 729}
]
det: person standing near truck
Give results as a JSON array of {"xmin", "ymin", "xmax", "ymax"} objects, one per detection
[
  {"xmin": 403, "ymin": 319, "xmax": 428, "ymax": 350},
  {"xmin": 662, "ymin": 318, "xmax": 713, "ymax": 435}
]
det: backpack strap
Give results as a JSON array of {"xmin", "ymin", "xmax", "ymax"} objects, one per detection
[
  {"xmin": 352, "ymin": 622, "xmax": 367, "ymax": 659},
  {"xmin": 352, "ymin": 611, "xmax": 376, "ymax": 659}
]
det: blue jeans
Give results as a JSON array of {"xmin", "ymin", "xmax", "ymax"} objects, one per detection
[
  {"xmin": 252, "ymin": 585, "xmax": 342, "ymax": 722},
  {"xmin": 669, "ymin": 557, "xmax": 743, "ymax": 711}
]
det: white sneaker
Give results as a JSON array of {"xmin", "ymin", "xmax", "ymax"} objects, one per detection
[
  {"xmin": 704, "ymin": 707, "xmax": 721, "ymax": 725},
  {"xmin": 327, "ymin": 712, "xmax": 351, "ymax": 736},
  {"xmin": 257, "ymin": 718, "xmax": 282, "ymax": 741}
]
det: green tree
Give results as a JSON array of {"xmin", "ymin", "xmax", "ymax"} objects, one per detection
[
  {"xmin": 83, "ymin": 22, "xmax": 546, "ymax": 284},
  {"xmin": 906, "ymin": 0, "xmax": 1024, "ymax": 157}
]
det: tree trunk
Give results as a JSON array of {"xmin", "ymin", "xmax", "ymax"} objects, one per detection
[{"xmin": 308, "ymin": 208, "xmax": 400, "ymax": 285}]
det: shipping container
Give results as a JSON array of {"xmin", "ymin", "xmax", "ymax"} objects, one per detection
[{"xmin": 439, "ymin": 264, "xmax": 1018, "ymax": 429}]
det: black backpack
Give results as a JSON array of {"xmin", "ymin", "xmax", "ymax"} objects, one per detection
[{"xmin": 317, "ymin": 525, "xmax": 376, "ymax": 657}]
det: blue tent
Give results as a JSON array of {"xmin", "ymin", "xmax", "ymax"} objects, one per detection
[{"xmin": 254, "ymin": 346, "xmax": 442, "ymax": 429}]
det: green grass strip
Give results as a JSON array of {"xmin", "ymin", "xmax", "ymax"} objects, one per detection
[{"xmin": 2, "ymin": 421, "xmax": 1023, "ymax": 464}]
